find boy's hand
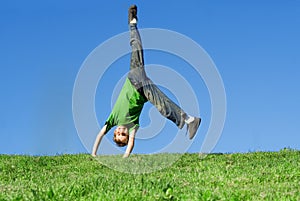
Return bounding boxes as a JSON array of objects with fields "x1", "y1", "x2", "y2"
[{"x1": 123, "y1": 153, "x2": 130, "y2": 158}]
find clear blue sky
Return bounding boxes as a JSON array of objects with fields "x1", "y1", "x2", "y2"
[{"x1": 0, "y1": 1, "x2": 299, "y2": 155}]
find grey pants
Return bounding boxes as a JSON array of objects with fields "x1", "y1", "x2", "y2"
[{"x1": 127, "y1": 24, "x2": 186, "y2": 129}]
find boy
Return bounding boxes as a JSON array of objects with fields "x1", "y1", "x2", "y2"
[{"x1": 92, "y1": 5, "x2": 201, "y2": 158}]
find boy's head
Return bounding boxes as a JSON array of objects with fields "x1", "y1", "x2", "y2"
[{"x1": 113, "y1": 126, "x2": 129, "y2": 147}]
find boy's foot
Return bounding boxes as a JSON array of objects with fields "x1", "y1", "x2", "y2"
[
  {"x1": 187, "y1": 117, "x2": 201, "y2": 139},
  {"x1": 128, "y1": 4, "x2": 138, "y2": 24}
]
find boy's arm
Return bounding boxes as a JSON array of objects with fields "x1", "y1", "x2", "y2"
[
  {"x1": 91, "y1": 125, "x2": 107, "y2": 157},
  {"x1": 123, "y1": 127, "x2": 137, "y2": 158}
]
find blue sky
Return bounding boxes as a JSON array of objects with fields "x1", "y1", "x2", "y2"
[{"x1": 0, "y1": 1, "x2": 299, "y2": 155}]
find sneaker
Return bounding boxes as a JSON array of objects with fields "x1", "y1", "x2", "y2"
[
  {"x1": 128, "y1": 5, "x2": 138, "y2": 24},
  {"x1": 187, "y1": 117, "x2": 201, "y2": 139}
]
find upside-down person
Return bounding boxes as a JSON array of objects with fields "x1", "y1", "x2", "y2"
[{"x1": 92, "y1": 5, "x2": 201, "y2": 158}]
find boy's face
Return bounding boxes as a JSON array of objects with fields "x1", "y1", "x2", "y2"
[{"x1": 115, "y1": 126, "x2": 129, "y2": 144}]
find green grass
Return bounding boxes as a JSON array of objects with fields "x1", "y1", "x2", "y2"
[{"x1": 0, "y1": 149, "x2": 299, "y2": 200}]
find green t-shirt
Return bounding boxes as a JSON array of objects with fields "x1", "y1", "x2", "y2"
[{"x1": 105, "y1": 78, "x2": 147, "y2": 133}]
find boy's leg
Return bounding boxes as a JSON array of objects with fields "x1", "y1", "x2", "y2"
[
  {"x1": 142, "y1": 79, "x2": 201, "y2": 139},
  {"x1": 142, "y1": 78, "x2": 187, "y2": 129},
  {"x1": 127, "y1": 23, "x2": 148, "y2": 91},
  {"x1": 127, "y1": 5, "x2": 147, "y2": 87},
  {"x1": 129, "y1": 23, "x2": 144, "y2": 70},
  {"x1": 128, "y1": 24, "x2": 147, "y2": 81}
]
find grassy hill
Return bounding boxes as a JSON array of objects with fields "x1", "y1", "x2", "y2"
[{"x1": 0, "y1": 150, "x2": 299, "y2": 200}]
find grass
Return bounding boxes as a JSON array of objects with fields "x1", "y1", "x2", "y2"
[{"x1": 0, "y1": 149, "x2": 299, "y2": 200}]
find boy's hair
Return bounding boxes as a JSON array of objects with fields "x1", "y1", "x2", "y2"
[{"x1": 113, "y1": 129, "x2": 129, "y2": 147}]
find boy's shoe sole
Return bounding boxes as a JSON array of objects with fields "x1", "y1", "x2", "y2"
[
  {"x1": 187, "y1": 117, "x2": 201, "y2": 139},
  {"x1": 128, "y1": 5, "x2": 138, "y2": 24}
]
